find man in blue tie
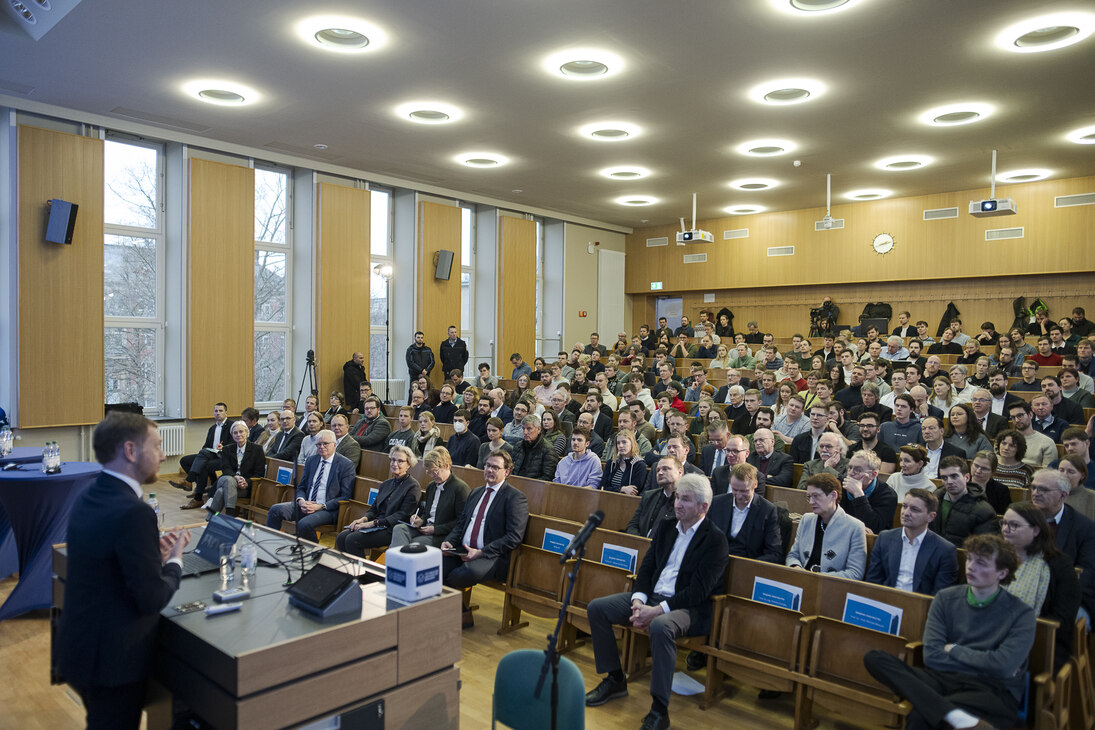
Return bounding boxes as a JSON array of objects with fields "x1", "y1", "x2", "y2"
[{"x1": 266, "y1": 429, "x2": 355, "y2": 542}]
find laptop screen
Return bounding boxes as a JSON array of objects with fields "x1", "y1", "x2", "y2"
[{"x1": 191, "y1": 513, "x2": 243, "y2": 564}]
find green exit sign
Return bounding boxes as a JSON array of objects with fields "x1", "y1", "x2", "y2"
[{"x1": 650, "y1": 282, "x2": 663, "y2": 291}]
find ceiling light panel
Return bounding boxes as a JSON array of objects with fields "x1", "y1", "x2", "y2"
[
  {"x1": 578, "y1": 121, "x2": 642, "y2": 141},
  {"x1": 729, "y1": 178, "x2": 779, "y2": 191},
  {"x1": 543, "y1": 48, "x2": 624, "y2": 80},
  {"x1": 394, "y1": 101, "x2": 464, "y2": 124},
  {"x1": 724, "y1": 205, "x2": 766, "y2": 215},
  {"x1": 748, "y1": 77, "x2": 826, "y2": 105},
  {"x1": 874, "y1": 154, "x2": 934, "y2": 170},
  {"x1": 994, "y1": 12, "x2": 1095, "y2": 54},
  {"x1": 769, "y1": 0, "x2": 864, "y2": 15},
  {"x1": 918, "y1": 101, "x2": 995, "y2": 126},
  {"x1": 599, "y1": 166, "x2": 651, "y2": 180},
  {"x1": 735, "y1": 138, "x2": 797, "y2": 156},
  {"x1": 296, "y1": 15, "x2": 389, "y2": 53},
  {"x1": 182, "y1": 79, "x2": 259, "y2": 106},
  {"x1": 1066, "y1": 124, "x2": 1095, "y2": 144},
  {"x1": 844, "y1": 188, "x2": 892, "y2": 200},
  {"x1": 615, "y1": 195, "x2": 658, "y2": 206},
  {"x1": 996, "y1": 168, "x2": 1051, "y2": 183},
  {"x1": 455, "y1": 152, "x2": 509, "y2": 168}
]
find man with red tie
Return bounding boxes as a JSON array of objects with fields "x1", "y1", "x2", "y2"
[{"x1": 440, "y1": 450, "x2": 529, "y2": 627}]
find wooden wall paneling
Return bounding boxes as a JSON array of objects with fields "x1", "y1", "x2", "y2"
[
  {"x1": 17, "y1": 125, "x2": 105, "y2": 427},
  {"x1": 188, "y1": 158, "x2": 254, "y2": 414},
  {"x1": 497, "y1": 216, "x2": 536, "y2": 368},
  {"x1": 417, "y1": 201, "x2": 462, "y2": 388},
  {"x1": 625, "y1": 175, "x2": 1095, "y2": 295},
  {"x1": 316, "y1": 183, "x2": 371, "y2": 401}
]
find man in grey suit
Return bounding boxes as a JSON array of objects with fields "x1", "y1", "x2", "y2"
[
  {"x1": 330, "y1": 413, "x2": 361, "y2": 470},
  {"x1": 391, "y1": 446, "x2": 470, "y2": 549},
  {"x1": 266, "y1": 430, "x2": 355, "y2": 542},
  {"x1": 865, "y1": 488, "x2": 958, "y2": 594}
]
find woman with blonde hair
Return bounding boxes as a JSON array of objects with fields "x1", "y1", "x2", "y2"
[
  {"x1": 412, "y1": 410, "x2": 443, "y2": 457},
  {"x1": 709, "y1": 343, "x2": 732, "y2": 370},
  {"x1": 599, "y1": 429, "x2": 647, "y2": 495},
  {"x1": 929, "y1": 375, "x2": 956, "y2": 412}
]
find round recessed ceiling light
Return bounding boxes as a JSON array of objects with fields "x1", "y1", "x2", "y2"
[
  {"x1": 996, "y1": 168, "x2": 1052, "y2": 183},
  {"x1": 770, "y1": 0, "x2": 863, "y2": 14},
  {"x1": 182, "y1": 79, "x2": 258, "y2": 106},
  {"x1": 735, "y1": 138, "x2": 797, "y2": 157},
  {"x1": 918, "y1": 102, "x2": 995, "y2": 126},
  {"x1": 614, "y1": 195, "x2": 658, "y2": 206},
  {"x1": 296, "y1": 15, "x2": 389, "y2": 53},
  {"x1": 578, "y1": 121, "x2": 642, "y2": 141},
  {"x1": 1066, "y1": 124, "x2": 1095, "y2": 144},
  {"x1": 729, "y1": 178, "x2": 779, "y2": 191},
  {"x1": 874, "y1": 154, "x2": 934, "y2": 171},
  {"x1": 748, "y1": 77, "x2": 826, "y2": 105},
  {"x1": 314, "y1": 143, "x2": 328, "y2": 150},
  {"x1": 543, "y1": 48, "x2": 624, "y2": 80},
  {"x1": 844, "y1": 188, "x2": 893, "y2": 200},
  {"x1": 394, "y1": 101, "x2": 464, "y2": 124},
  {"x1": 995, "y1": 12, "x2": 1095, "y2": 53},
  {"x1": 455, "y1": 152, "x2": 509, "y2": 168},
  {"x1": 724, "y1": 205, "x2": 767, "y2": 215},
  {"x1": 599, "y1": 166, "x2": 651, "y2": 180}
]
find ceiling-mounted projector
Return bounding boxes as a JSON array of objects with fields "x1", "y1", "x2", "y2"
[
  {"x1": 676, "y1": 192, "x2": 712, "y2": 245},
  {"x1": 676, "y1": 229, "x2": 714, "y2": 244},
  {"x1": 969, "y1": 198, "x2": 1017, "y2": 217}
]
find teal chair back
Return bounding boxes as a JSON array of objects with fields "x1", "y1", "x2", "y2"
[{"x1": 492, "y1": 648, "x2": 586, "y2": 729}]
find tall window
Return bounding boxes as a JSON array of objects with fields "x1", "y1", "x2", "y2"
[
  {"x1": 254, "y1": 167, "x2": 291, "y2": 405},
  {"x1": 460, "y1": 205, "x2": 474, "y2": 371},
  {"x1": 535, "y1": 219, "x2": 544, "y2": 358},
  {"x1": 104, "y1": 138, "x2": 164, "y2": 415},
  {"x1": 369, "y1": 188, "x2": 393, "y2": 382}
]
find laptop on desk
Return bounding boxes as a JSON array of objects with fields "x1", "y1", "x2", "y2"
[{"x1": 179, "y1": 513, "x2": 244, "y2": 577}]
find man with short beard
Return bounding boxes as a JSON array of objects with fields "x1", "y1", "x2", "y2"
[{"x1": 1008, "y1": 401, "x2": 1056, "y2": 468}]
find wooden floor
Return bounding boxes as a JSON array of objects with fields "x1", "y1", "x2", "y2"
[{"x1": 0, "y1": 476, "x2": 874, "y2": 730}]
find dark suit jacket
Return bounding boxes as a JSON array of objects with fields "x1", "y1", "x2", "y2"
[
  {"x1": 626, "y1": 487, "x2": 676, "y2": 537},
  {"x1": 444, "y1": 483, "x2": 529, "y2": 568},
  {"x1": 979, "y1": 412, "x2": 1009, "y2": 440},
  {"x1": 366, "y1": 475, "x2": 422, "y2": 528},
  {"x1": 707, "y1": 493, "x2": 782, "y2": 563},
  {"x1": 700, "y1": 443, "x2": 726, "y2": 477},
  {"x1": 295, "y1": 453, "x2": 355, "y2": 512},
  {"x1": 415, "y1": 474, "x2": 471, "y2": 547},
  {"x1": 202, "y1": 420, "x2": 231, "y2": 450},
  {"x1": 270, "y1": 427, "x2": 305, "y2": 461},
  {"x1": 865, "y1": 527, "x2": 958, "y2": 595},
  {"x1": 746, "y1": 450, "x2": 794, "y2": 489},
  {"x1": 1053, "y1": 397, "x2": 1085, "y2": 425},
  {"x1": 493, "y1": 404, "x2": 515, "y2": 426},
  {"x1": 57, "y1": 473, "x2": 183, "y2": 687},
  {"x1": 789, "y1": 431, "x2": 823, "y2": 465},
  {"x1": 590, "y1": 412, "x2": 614, "y2": 443},
  {"x1": 1055, "y1": 504, "x2": 1095, "y2": 616},
  {"x1": 635, "y1": 517, "x2": 729, "y2": 635},
  {"x1": 217, "y1": 440, "x2": 266, "y2": 489},
  {"x1": 841, "y1": 476, "x2": 898, "y2": 534}
]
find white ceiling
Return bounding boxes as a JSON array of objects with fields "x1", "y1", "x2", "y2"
[{"x1": 1, "y1": 0, "x2": 1093, "y2": 229}]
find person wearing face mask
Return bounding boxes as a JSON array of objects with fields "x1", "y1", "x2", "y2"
[{"x1": 443, "y1": 409, "x2": 480, "y2": 467}]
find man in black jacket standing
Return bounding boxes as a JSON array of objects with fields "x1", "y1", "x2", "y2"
[
  {"x1": 57, "y1": 413, "x2": 190, "y2": 729},
  {"x1": 439, "y1": 325, "x2": 468, "y2": 380},
  {"x1": 586, "y1": 474, "x2": 729, "y2": 730},
  {"x1": 342, "y1": 352, "x2": 367, "y2": 412},
  {"x1": 406, "y1": 330, "x2": 435, "y2": 383}
]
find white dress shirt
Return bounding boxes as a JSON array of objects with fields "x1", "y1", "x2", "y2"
[
  {"x1": 896, "y1": 528, "x2": 926, "y2": 592},
  {"x1": 634, "y1": 516, "x2": 704, "y2": 613},
  {"x1": 731, "y1": 503, "x2": 750, "y2": 539},
  {"x1": 305, "y1": 457, "x2": 334, "y2": 504},
  {"x1": 462, "y1": 483, "x2": 501, "y2": 549}
]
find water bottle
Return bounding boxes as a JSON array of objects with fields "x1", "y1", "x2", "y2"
[
  {"x1": 147, "y1": 493, "x2": 164, "y2": 528},
  {"x1": 0, "y1": 426, "x2": 11, "y2": 456},
  {"x1": 52, "y1": 441, "x2": 61, "y2": 469},
  {"x1": 245, "y1": 520, "x2": 256, "y2": 541},
  {"x1": 42, "y1": 442, "x2": 49, "y2": 472}
]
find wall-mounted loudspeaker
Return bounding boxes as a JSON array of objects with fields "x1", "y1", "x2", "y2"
[{"x1": 45, "y1": 199, "x2": 78, "y2": 245}]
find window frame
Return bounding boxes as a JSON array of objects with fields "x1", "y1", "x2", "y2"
[
  {"x1": 253, "y1": 164, "x2": 293, "y2": 409},
  {"x1": 369, "y1": 186, "x2": 395, "y2": 384}
]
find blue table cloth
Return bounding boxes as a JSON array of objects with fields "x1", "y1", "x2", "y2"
[
  {"x1": 0, "y1": 449, "x2": 51, "y2": 577},
  {"x1": 0, "y1": 461, "x2": 101, "y2": 620},
  {"x1": 0, "y1": 446, "x2": 45, "y2": 465}
]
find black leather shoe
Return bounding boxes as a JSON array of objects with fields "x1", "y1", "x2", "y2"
[
  {"x1": 685, "y1": 649, "x2": 705, "y2": 671},
  {"x1": 585, "y1": 676, "x2": 627, "y2": 706},
  {"x1": 639, "y1": 709, "x2": 670, "y2": 730}
]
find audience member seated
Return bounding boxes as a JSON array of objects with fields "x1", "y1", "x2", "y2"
[
  {"x1": 968, "y1": 450, "x2": 1011, "y2": 515},
  {"x1": 476, "y1": 417, "x2": 512, "y2": 469},
  {"x1": 444, "y1": 408, "x2": 480, "y2": 467},
  {"x1": 1050, "y1": 427, "x2": 1095, "y2": 490},
  {"x1": 351, "y1": 397, "x2": 391, "y2": 452},
  {"x1": 266, "y1": 429, "x2": 354, "y2": 543},
  {"x1": 510, "y1": 415, "x2": 559, "y2": 481},
  {"x1": 789, "y1": 402, "x2": 828, "y2": 463},
  {"x1": 170, "y1": 401, "x2": 231, "y2": 498},
  {"x1": 204, "y1": 420, "x2": 266, "y2": 517},
  {"x1": 1031, "y1": 394, "x2": 1067, "y2": 443},
  {"x1": 865, "y1": 487, "x2": 957, "y2": 594},
  {"x1": 430, "y1": 383, "x2": 458, "y2": 424},
  {"x1": 992, "y1": 429, "x2": 1034, "y2": 490},
  {"x1": 1060, "y1": 454, "x2": 1095, "y2": 521},
  {"x1": 553, "y1": 428, "x2": 602, "y2": 488},
  {"x1": 1028, "y1": 336, "x2": 1063, "y2": 368},
  {"x1": 411, "y1": 411, "x2": 444, "y2": 458},
  {"x1": 927, "y1": 328, "x2": 962, "y2": 355},
  {"x1": 1000, "y1": 500, "x2": 1081, "y2": 671},
  {"x1": 849, "y1": 383, "x2": 892, "y2": 423},
  {"x1": 864, "y1": 534, "x2": 1034, "y2": 730},
  {"x1": 930, "y1": 456, "x2": 998, "y2": 548},
  {"x1": 584, "y1": 475, "x2": 727, "y2": 730},
  {"x1": 797, "y1": 433, "x2": 849, "y2": 488},
  {"x1": 700, "y1": 421, "x2": 732, "y2": 477},
  {"x1": 746, "y1": 427, "x2": 793, "y2": 490},
  {"x1": 538, "y1": 410, "x2": 569, "y2": 458},
  {"x1": 256, "y1": 410, "x2": 280, "y2": 453},
  {"x1": 710, "y1": 434, "x2": 751, "y2": 497},
  {"x1": 1007, "y1": 402, "x2": 1054, "y2": 469},
  {"x1": 628, "y1": 455, "x2": 685, "y2": 537},
  {"x1": 841, "y1": 450, "x2": 898, "y2": 534},
  {"x1": 295, "y1": 412, "x2": 325, "y2": 467},
  {"x1": 1061, "y1": 366, "x2": 1095, "y2": 407},
  {"x1": 1030, "y1": 467, "x2": 1095, "y2": 622},
  {"x1": 329, "y1": 413, "x2": 361, "y2": 470},
  {"x1": 386, "y1": 406, "x2": 416, "y2": 452},
  {"x1": 880, "y1": 394, "x2": 923, "y2": 450},
  {"x1": 268, "y1": 409, "x2": 305, "y2": 462},
  {"x1": 323, "y1": 391, "x2": 349, "y2": 424},
  {"x1": 600, "y1": 429, "x2": 648, "y2": 495},
  {"x1": 501, "y1": 399, "x2": 534, "y2": 447},
  {"x1": 943, "y1": 403, "x2": 991, "y2": 459},
  {"x1": 440, "y1": 450, "x2": 529, "y2": 627},
  {"x1": 707, "y1": 463, "x2": 783, "y2": 563},
  {"x1": 1042, "y1": 374, "x2": 1085, "y2": 425},
  {"x1": 886, "y1": 444, "x2": 934, "y2": 502},
  {"x1": 772, "y1": 394, "x2": 809, "y2": 442},
  {"x1": 335, "y1": 444, "x2": 421, "y2": 557},
  {"x1": 848, "y1": 412, "x2": 897, "y2": 474},
  {"x1": 786, "y1": 473, "x2": 867, "y2": 579}
]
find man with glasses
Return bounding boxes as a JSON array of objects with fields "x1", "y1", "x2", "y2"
[
  {"x1": 351, "y1": 396, "x2": 391, "y2": 452},
  {"x1": 266, "y1": 429, "x2": 355, "y2": 543},
  {"x1": 929, "y1": 456, "x2": 998, "y2": 548},
  {"x1": 269, "y1": 409, "x2": 305, "y2": 462},
  {"x1": 797, "y1": 433, "x2": 849, "y2": 488},
  {"x1": 336, "y1": 444, "x2": 421, "y2": 557},
  {"x1": 747, "y1": 428, "x2": 793, "y2": 490},
  {"x1": 1031, "y1": 467, "x2": 1095, "y2": 625},
  {"x1": 968, "y1": 388, "x2": 1007, "y2": 439},
  {"x1": 711, "y1": 435, "x2": 751, "y2": 497},
  {"x1": 441, "y1": 451, "x2": 529, "y2": 627},
  {"x1": 786, "y1": 473, "x2": 867, "y2": 578},
  {"x1": 840, "y1": 450, "x2": 898, "y2": 533},
  {"x1": 1031, "y1": 394, "x2": 1068, "y2": 444},
  {"x1": 849, "y1": 412, "x2": 896, "y2": 474},
  {"x1": 1012, "y1": 360, "x2": 1042, "y2": 392},
  {"x1": 329, "y1": 413, "x2": 361, "y2": 470},
  {"x1": 865, "y1": 487, "x2": 957, "y2": 594}
]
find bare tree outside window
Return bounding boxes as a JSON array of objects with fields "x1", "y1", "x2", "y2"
[{"x1": 254, "y1": 168, "x2": 291, "y2": 404}]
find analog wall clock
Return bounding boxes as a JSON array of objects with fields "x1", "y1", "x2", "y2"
[{"x1": 872, "y1": 233, "x2": 895, "y2": 255}]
